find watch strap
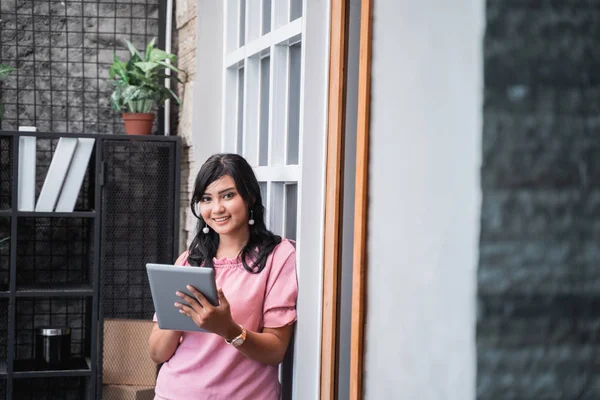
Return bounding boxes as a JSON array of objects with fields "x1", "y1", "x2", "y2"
[{"x1": 225, "y1": 325, "x2": 246, "y2": 347}]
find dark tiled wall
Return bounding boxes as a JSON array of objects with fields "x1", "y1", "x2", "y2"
[
  {"x1": 479, "y1": 1, "x2": 600, "y2": 398},
  {"x1": 0, "y1": 0, "x2": 160, "y2": 134}
]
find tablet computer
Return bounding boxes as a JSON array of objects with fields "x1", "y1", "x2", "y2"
[{"x1": 146, "y1": 263, "x2": 219, "y2": 332}]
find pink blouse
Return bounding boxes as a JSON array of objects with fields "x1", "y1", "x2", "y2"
[{"x1": 153, "y1": 239, "x2": 298, "y2": 400}]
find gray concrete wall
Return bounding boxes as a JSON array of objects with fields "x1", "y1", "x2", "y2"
[
  {"x1": 0, "y1": 0, "x2": 161, "y2": 134},
  {"x1": 364, "y1": 1, "x2": 483, "y2": 398},
  {"x1": 478, "y1": 2, "x2": 600, "y2": 398}
]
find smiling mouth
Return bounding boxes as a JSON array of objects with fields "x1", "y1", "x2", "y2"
[{"x1": 213, "y1": 216, "x2": 230, "y2": 223}]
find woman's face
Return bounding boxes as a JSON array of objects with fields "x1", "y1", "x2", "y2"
[{"x1": 198, "y1": 175, "x2": 249, "y2": 238}]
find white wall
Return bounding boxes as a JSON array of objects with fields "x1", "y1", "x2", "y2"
[
  {"x1": 292, "y1": 0, "x2": 331, "y2": 398},
  {"x1": 192, "y1": 0, "x2": 224, "y2": 165},
  {"x1": 364, "y1": 1, "x2": 483, "y2": 398}
]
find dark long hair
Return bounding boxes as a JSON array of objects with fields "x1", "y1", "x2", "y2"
[{"x1": 187, "y1": 153, "x2": 281, "y2": 273}]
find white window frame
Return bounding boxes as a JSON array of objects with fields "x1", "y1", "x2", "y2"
[{"x1": 219, "y1": 1, "x2": 331, "y2": 399}]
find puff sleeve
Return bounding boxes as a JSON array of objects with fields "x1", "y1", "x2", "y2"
[{"x1": 262, "y1": 241, "x2": 298, "y2": 328}]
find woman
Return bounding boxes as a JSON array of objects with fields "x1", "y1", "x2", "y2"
[{"x1": 149, "y1": 153, "x2": 298, "y2": 400}]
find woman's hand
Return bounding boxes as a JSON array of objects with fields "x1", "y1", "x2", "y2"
[{"x1": 175, "y1": 286, "x2": 238, "y2": 339}]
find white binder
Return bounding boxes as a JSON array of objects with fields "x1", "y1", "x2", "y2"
[
  {"x1": 35, "y1": 137, "x2": 78, "y2": 212},
  {"x1": 55, "y1": 138, "x2": 95, "y2": 212},
  {"x1": 18, "y1": 136, "x2": 37, "y2": 211}
]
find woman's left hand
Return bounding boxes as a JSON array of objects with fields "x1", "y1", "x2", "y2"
[{"x1": 175, "y1": 286, "x2": 237, "y2": 338}]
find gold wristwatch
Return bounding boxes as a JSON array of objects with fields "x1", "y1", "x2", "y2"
[{"x1": 225, "y1": 325, "x2": 246, "y2": 348}]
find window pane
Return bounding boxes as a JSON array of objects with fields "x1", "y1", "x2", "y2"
[
  {"x1": 286, "y1": 43, "x2": 301, "y2": 165},
  {"x1": 259, "y1": 182, "x2": 267, "y2": 205},
  {"x1": 223, "y1": 68, "x2": 238, "y2": 152},
  {"x1": 262, "y1": 0, "x2": 271, "y2": 35},
  {"x1": 239, "y1": 0, "x2": 246, "y2": 46},
  {"x1": 259, "y1": 56, "x2": 270, "y2": 166},
  {"x1": 290, "y1": 0, "x2": 302, "y2": 21},
  {"x1": 270, "y1": 182, "x2": 284, "y2": 236},
  {"x1": 237, "y1": 67, "x2": 245, "y2": 154},
  {"x1": 284, "y1": 183, "x2": 297, "y2": 241}
]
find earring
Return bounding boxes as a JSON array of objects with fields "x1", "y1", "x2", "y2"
[
  {"x1": 248, "y1": 210, "x2": 255, "y2": 226},
  {"x1": 202, "y1": 224, "x2": 210, "y2": 234}
]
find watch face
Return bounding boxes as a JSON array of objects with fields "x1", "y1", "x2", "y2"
[{"x1": 232, "y1": 337, "x2": 244, "y2": 347}]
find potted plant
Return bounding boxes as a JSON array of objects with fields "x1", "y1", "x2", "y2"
[
  {"x1": 0, "y1": 64, "x2": 16, "y2": 126},
  {"x1": 109, "y1": 38, "x2": 182, "y2": 135}
]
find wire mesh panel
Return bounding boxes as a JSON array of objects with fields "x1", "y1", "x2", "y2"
[
  {"x1": 13, "y1": 377, "x2": 88, "y2": 400},
  {"x1": 16, "y1": 218, "x2": 94, "y2": 289},
  {"x1": 98, "y1": 139, "x2": 177, "y2": 398},
  {"x1": 0, "y1": 299, "x2": 8, "y2": 375},
  {"x1": 0, "y1": 378, "x2": 6, "y2": 399},
  {"x1": 0, "y1": 136, "x2": 12, "y2": 210},
  {"x1": 35, "y1": 137, "x2": 96, "y2": 211},
  {"x1": 100, "y1": 140, "x2": 176, "y2": 319},
  {"x1": 0, "y1": 218, "x2": 9, "y2": 292},
  {"x1": 14, "y1": 297, "x2": 91, "y2": 364},
  {"x1": 0, "y1": 0, "x2": 163, "y2": 134}
]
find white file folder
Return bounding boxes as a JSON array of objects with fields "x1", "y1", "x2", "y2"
[
  {"x1": 35, "y1": 137, "x2": 78, "y2": 212},
  {"x1": 55, "y1": 138, "x2": 95, "y2": 212},
  {"x1": 17, "y1": 136, "x2": 36, "y2": 211}
]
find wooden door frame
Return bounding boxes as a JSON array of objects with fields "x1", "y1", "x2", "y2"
[
  {"x1": 349, "y1": 0, "x2": 373, "y2": 398},
  {"x1": 320, "y1": 0, "x2": 348, "y2": 398},
  {"x1": 320, "y1": 0, "x2": 373, "y2": 398}
]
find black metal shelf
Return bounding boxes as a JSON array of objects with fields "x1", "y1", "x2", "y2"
[
  {"x1": 0, "y1": 131, "x2": 181, "y2": 399},
  {"x1": 13, "y1": 358, "x2": 91, "y2": 379},
  {"x1": 0, "y1": 211, "x2": 96, "y2": 218},
  {"x1": 14, "y1": 285, "x2": 94, "y2": 298},
  {"x1": 0, "y1": 131, "x2": 178, "y2": 142},
  {"x1": 17, "y1": 212, "x2": 96, "y2": 218}
]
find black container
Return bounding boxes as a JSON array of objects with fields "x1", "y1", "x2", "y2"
[{"x1": 36, "y1": 327, "x2": 71, "y2": 367}]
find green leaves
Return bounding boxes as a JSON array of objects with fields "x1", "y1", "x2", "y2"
[
  {"x1": 124, "y1": 39, "x2": 144, "y2": 61},
  {"x1": 134, "y1": 61, "x2": 160, "y2": 73},
  {"x1": 0, "y1": 64, "x2": 15, "y2": 80},
  {"x1": 109, "y1": 54, "x2": 129, "y2": 83},
  {"x1": 149, "y1": 48, "x2": 176, "y2": 64},
  {"x1": 110, "y1": 85, "x2": 123, "y2": 111},
  {"x1": 156, "y1": 61, "x2": 182, "y2": 74},
  {"x1": 145, "y1": 38, "x2": 157, "y2": 62},
  {"x1": 108, "y1": 38, "x2": 183, "y2": 113},
  {"x1": 166, "y1": 87, "x2": 182, "y2": 105}
]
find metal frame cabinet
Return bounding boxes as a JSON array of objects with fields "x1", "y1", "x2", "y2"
[{"x1": 0, "y1": 131, "x2": 180, "y2": 399}]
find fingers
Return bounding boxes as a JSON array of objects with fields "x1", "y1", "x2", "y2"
[
  {"x1": 175, "y1": 302, "x2": 205, "y2": 329},
  {"x1": 175, "y1": 302, "x2": 194, "y2": 316},
  {"x1": 185, "y1": 285, "x2": 214, "y2": 309},
  {"x1": 175, "y1": 290, "x2": 203, "y2": 312},
  {"x1": 218, "y1": 288, "x2": 229, "y2": 306}
]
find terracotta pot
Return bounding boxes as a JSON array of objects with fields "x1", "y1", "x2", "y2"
[{"x1": 122, "y1": 113, "x2": 154, "y2": 135}]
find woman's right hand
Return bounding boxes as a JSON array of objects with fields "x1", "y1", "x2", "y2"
[{"x1": 148, "y1": 324, "x2": 183, "y2": 364}]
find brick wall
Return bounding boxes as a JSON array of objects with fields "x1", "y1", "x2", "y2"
[
  {"x1": 175, "y1": 0, "x2": 197, "y2": 251},
  {"x1": 478, "y1": 2, "x2": 600, "y2": 398}
]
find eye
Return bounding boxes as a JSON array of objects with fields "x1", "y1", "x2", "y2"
[
  {"x1": 200, "y1": 196, "x2": 211, "y2": 203},
  {"x1": 223, "y1": 192, "x2": 234, "y2": 199}
]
